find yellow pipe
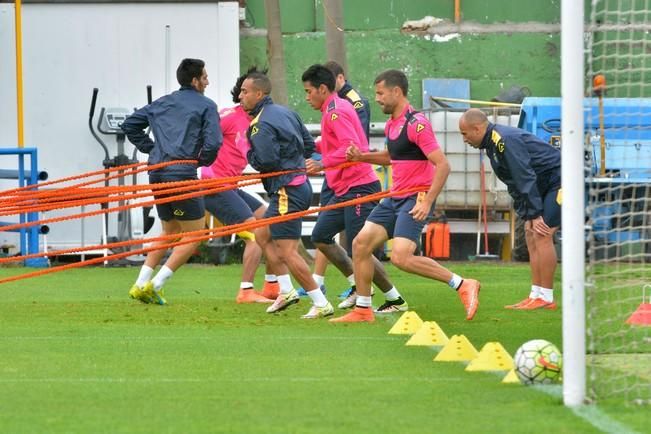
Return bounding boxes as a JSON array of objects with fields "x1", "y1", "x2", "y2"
[
  {"x1": 15, "y1": 0, "x2": 24, "y2": 148},
  {"x1": 454, "y1": 0, "x2": 461, "y2": 24},
  {"x1": 430, "y1": 95, "x2": 522, "y2": 108}
]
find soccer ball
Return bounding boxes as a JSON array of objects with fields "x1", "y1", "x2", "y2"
[{"x1": 514, "y1": 339, "x2": 562, "y2": 385}]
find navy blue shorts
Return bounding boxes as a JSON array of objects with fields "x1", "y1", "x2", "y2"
[
  {"x1": 537, "y1": 169, "x2": 561, "y2": 228},
  {"x1": 367, "y1": 192, "x2": 433, "y2": 243},
  {"x1": 204, "y1": 189, "x2": 264, "y2": 225},
  {"x1": 264, "y1": 182, "x2": 313, "y2": 240},
  {"x1": 149, "y1": 172, "x2": 204, "y2": 221},
  {"x1": 320, "y1": 179, "x2": 335, "y2": 207},
  {"x1": 312, "y1": 181, "x2": 381, "y2": 255}
]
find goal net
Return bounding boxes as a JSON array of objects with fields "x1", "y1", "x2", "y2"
[{"x1": 585, "y1": 0, "x2": 651, "y2": 405}]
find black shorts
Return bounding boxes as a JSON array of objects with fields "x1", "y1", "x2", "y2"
[
  {"x1": 367, "y1": 192, "x2": 434, "y2": 243},
  {"x1": 537, "y1": 170, "x2": 561, "y2": 228},
  {"x1": 312, "y1": 181, "x2": 381, "y2": 255},
  {"x1": 149, "y1": 172, "x2": 204, "y2": 221},
  {"x1": 264, "y1": 182, "x2": 313, "y2": 240},
  {"x1": 204, "y1": 189, "x2": 264, "y2": 225}
]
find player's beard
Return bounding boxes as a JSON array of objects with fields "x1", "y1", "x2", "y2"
[{"x1": 380, "y1": 102, "x2": 394, "y2": 115}]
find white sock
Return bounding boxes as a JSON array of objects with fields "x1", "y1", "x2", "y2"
[
  {"x1": 277, "y1": 274, "x2": 293, "y2": 294},
  {"x1": 135, "y1": 265, "x2": 154, "y2": 287},
  {"x1": 356, "y1": 295, "x2": 372, "y2": 308},
  {"x1": 530, "y1": 285, "x2": 542, "y2": 299},
  {"x1": 312, "y1": 274, "x2": 325, "y2": 287},
  {"x1": 346, "y1": 274, "x2": 355, "y2": 286},
  {"x1": 265, "y1": 274, "x2": 277, "y2": 282},
  {"x1": 384, "y1": 287, "x2": 401, "y2": 301},
  {"x1": 307, "y1": 288, "x2": 328, "y2": 307},
  {"x1": 152, "y1": 265, "x2": 173, "y2": 291},
  {"x1": 448, "y1": 273, "x2": 463, "y2": 290},
  {"x1": 539, "y1": 287, "x2": 554, "y2": 303},
  {"x1": 240, "y1": 281, "x2": 254, "y2": 290}
]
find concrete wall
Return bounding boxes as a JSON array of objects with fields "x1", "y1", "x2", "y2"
[
  {"x1": 243, "y1": 0, "x2": 580, "y2": 32},
  {"x1": 0, "y1": 2, "x2": 239, "y2": 249},
  {"x1": 241, "y1": 30, "x2": 560, "y2": 124}
]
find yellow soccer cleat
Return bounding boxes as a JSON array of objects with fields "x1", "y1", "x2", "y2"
[
  {"x1": 141, "y1": 281, "x2": 167, "y2": 306},
  {"x1": 129, "y1": 284, "x2": 152, "y2": 304}
]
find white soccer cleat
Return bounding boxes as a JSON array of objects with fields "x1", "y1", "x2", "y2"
[
  {"x1": 266, "y1": 289, "x2": 300, "y2": 313},
  {"x1": 337, "y1": 291, "x2": 357, "y2": 309},
  {"x1": 301, "y1": 302, "x2": 335, "y2": 319}
]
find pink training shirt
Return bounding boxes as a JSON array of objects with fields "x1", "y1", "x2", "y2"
[
  {"x1": 201, "y1": 105, "x2": 251, "y2": 180},
  {"x1": 319, "y1": 93, "x2": 378, "y2": 196},
  {"x1": 385, "y1": 104, "x2": 440, "y2": 197}
]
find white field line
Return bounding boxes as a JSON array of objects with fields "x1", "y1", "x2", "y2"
[
  {"x1": 533, "y1": 384, "x2": 641, "y2": 434},
  {"x1": 0, "y1": 335, "x2": 397, "y2": 341},
  {"x1": 0, "y1": 376, "x2": 459, "y2": 384}
]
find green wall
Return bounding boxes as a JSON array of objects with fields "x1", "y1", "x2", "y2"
[
  {"x1": 241, "y1": 29, "x2": 560, "y2": 124},
  {"x1": 243, "y1": 0, "x2": 591, "y2": 33}
]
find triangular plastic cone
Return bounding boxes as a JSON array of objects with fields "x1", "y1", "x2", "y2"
[
  {"x1": 388, "y1": 311, "x2": 424, "y2": 335},
  {"x1": 434, "y1": 334, "x2": 479, "y2": 361},
  {"x1": 626, "y1": 303, "x2": 651, "y2": 326},
  {"x1": 465, "y1": 342, "x2": 514, "y2": 372},
  {"x1": 501, "y1": 369, "x2": 521, "y2": 384},
  {"x1": 405, "y1": 321, "x2": 449, "y2": 346}
]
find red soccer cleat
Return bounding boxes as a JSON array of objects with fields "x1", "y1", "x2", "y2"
[
  {"x1": 504, "y1": 297, "x2": 536, "y2": 310},
  {"x1": 260, "y1": 280, "x2": 280, "y2": 300},
  {"x1": 518, "y1": 298, "x2": 557, "y2": 310},
  {"x1": 236, "y1": 289, "x2": 274, "y2": 304},
  {"x1": 329, "y1": 307, "x2": 375, "y2": 323},
  {"x1": 458, "y1": 279, "x2": 480, "y2": 320}
]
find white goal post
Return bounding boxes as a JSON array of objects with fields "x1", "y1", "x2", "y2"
[{"x1": 561, "y1": 0, "x2": 586, "y2": 407}]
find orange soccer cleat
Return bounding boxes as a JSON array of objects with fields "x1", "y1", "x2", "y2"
[
  {"x1": 260, "y1": 280, "x2": 280, "y2": 300},
  {"x1": 236, "y1": 289, "x2": 274, "y2": 304},
  {"x1": 329, "y1": 307, "x2": 375, "y2": 323},
  {"x1": 518, "y1": 298, "x2": 557, "y2": 310},
  {"x1": 504, "y1": 297, "x2": 536, "y2": 310},
  {"x1": 458, "y1": 279, "x2": 480, "y2": 320}
]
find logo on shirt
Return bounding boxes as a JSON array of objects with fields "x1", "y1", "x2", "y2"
[
  {"x1": 251, "y1": 125, "x2": 259, "y2": 136},
  {"x1": 173, "y1": 209, "x2": 185, "y2": 217},
  {"x1": 330, "y1": 113, "x2": 338, "y2": 121},
  {"x1": 497, "y1": 141, "x2": 505, "y2": 153},
  {"x1": 353, "y1": 101, "x2": 363, "y2": 110},
  {"x1": 416, "y1": 123, "x2": 425, "y2": 133}
]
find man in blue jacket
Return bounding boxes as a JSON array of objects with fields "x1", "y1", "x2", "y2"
[
  {"x1": 122, "y1": 58, "x2": 222, "y2": 305},
  {"x1": 459, "y1": 108, "x2": 561, "y2": 310},
  {"x1": 239, "y1": 71, "x2": 334, "y2": 319}
]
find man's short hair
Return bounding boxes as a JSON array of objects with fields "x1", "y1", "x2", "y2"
[
  {"x1": 232, "y1": 66, "x2": 267, "y2": 104},
  {"x1": 301, "y1": 64, "x2": 336, "y2": 92},
  {"x1": 324, "y1": 60, "x2": 345, "y2": 78},
  {"x1": 246, "y1": 72, "x2": 272, "y2": 95},
  {"x1": 461, "y1": 108, "x2": 489, "y2": 125},
  {"x1": 374, "y1": 69, "x2": 408, "y2": 96},
  {"x1": 176, "y1": 58, "x2": 205, "y2": 87}
]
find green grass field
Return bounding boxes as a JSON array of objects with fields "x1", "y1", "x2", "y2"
[{"x1": 0, "y1": 262, "x2": 648, "y2": 433}]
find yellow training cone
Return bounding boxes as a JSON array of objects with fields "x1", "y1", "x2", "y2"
[
  {"x1": 405, "y1": 321, "x2": 449, "y2": 346},
  {"x1": 501, "y1": 369, "x2": 521, "y2": 384},
  {"x1": 388, "y1": 311, "x2": 423, "y2": 335},
  {"x1": 465, "y1": 342, "x2": 514, "y2": 372},
  {"x1": 434, "y1": 334, "x2": 478, "y2": 362}
]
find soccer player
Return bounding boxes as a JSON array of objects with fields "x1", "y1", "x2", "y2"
[
  {"x1": 201, "y1": 68, "x2": 280, "y2": 304},
  {"x1": 459, "y1": 108, "x2": 560, "y2": 310},
  {"x1": 123, "y1": 58, "x2": 222, "y2": 305},
  {"x1": 301, "y1": 64, "x2": 406, "y2": 313},
  {"x1": 302, "y1": 61, "x2": 372, "y2": 296},
  {"x1": 330, "y1": 69, "x2": 481, "y2": 323},
  {"x1": 239, "y1": 72, "x2": 335, "y2": 319}
]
